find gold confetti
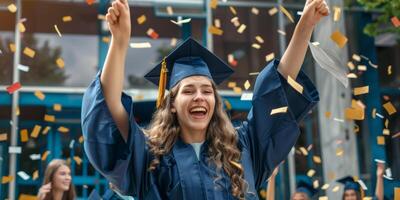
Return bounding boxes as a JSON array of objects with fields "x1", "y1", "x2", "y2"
[
  {"x1": 214, "y1": 19, "x2": 221, "y2": 28},
  {"x1": 229, "y1": 160, "x2": 242, "y2": 170},
  {"x1": 319, "y1": 196, "x2": 328, "y2": 200},
  {"x1": 299, "y1": 147, "x2": 308, "y2": 156},
  {"x1": 233, "y1": 87, "x2": 242, "y2": 94},
  {"x1": 255, "y1": 36, "x2": 264, "y2": 43},
  {"x1": 277, "y1": 29, "x2": 286, "y2": 35},
  {"x1": 353, "y1": 86, "x2": 369, "y2": 96},
  {"x1": 325, "y1": 111, "x2": 331, "y2": 118},
  {"x1": 166, "y1": 6, "x2": 173, "y2": 15},
  {"x1": 333, "y1": 6, "x2": 341, "y2": 22},
  {"x1": 307, "y1": 169, "x2": 316, "y2": 177},
  {"x1": 102, "y1": 36, "x2": 110, "y2": 43},
  {"x1": 252, "y1": 43, "x2": 260, "y2": 49},
  {"x1": 18, "y1": 22, "x2": 26, "y2": 33},
  {"x1": 79, "y1": 135, "x2": 84, "y2": 143},
  {"x1": 347, "y1": 73, "x2": 357, "y2": 78},
  {"x1": 8, "y1": 4, "x2": 17, "y2": 13},
  {"x1": 58, "y1": 126, "x2": 69, "y2": 133},
  {"x1": 23, "y1": 47, "x2": 35, "y2": 58},
  {"x1": 20, "y1": 129, "x2": 29, "y2": 142},
  {"x1": 244, "y1": 80, "x2": 251, "y2": 90},
  {"x1": 251, "y1": 7, "x2": 259, "y2": 15},
  {"x1": 268, "y1": 7, "x2": 278, "y2": 16},
  {"x1": 54, "y1": 25, "x2": 62, "y2": 37},
  {"x1": 321, "y1": 184, "x2": 330, "y2": 190},
  {"x1": 344, "y1": 108, "x2": 364, "y2": 120},
  {"x1": 347, "y1": 61, "x2": 355, "y2": 70},
  {"x1": 19, "y1": 194, "x2": 37, "y2": 200},
  {"x1": 394, "y1": 188, "x2": 400, "y2": 200},
  {"x1": 383, "y1": 102, "x2": 397, "y2": 115},
  {"x1": 288, "y1": 76, "x2": 303, "y2": 94},
  {"x1": 377, "y1": 136, "x2": 385, "y2": 145},
  {"x1": 332, "y1": 185, "x2": 340, "y2": 192},
  {"x1": 97, "y1": 14, "x2": 106, "y2": 20},
  {"x1": 41, "y1": 151, "x2": 51, "y2": 161},
  {"x1": 56, "y1": 58, "x2": 65, "y2": 69},
  {"x1": 31, "y1": 125, "x2": 42, "y2": 138},
  {"x1": 357, "y1": 65, "x2": 367, "y2": 71},
  {"x1": 42, "y1": 126, "x2": 51, "y2": 135},
  {"x1": 265, "y1": 53, "x2": 275, "y2": 62},
  {"x1": 331, "y1": 30, "x2": 348, "y2": 48},
  {"x1": 170, "y1": 38, "x2": 177, "y2": 46},
  {"x1": 279, "y1": 5, "x2": 294, "y2": 23},
  {"x1": 270, "y1": 106, "x2": 288, "y2": 115},
  {"x1": 383, "y1": 129, "x2": 390, "y2": 136},
  {"x1": 387, "y1": 65, "x2": 392, "y2": 75},
  {"x1": 352, "y1": 54, "x2": 361, "y2": 62},
  {"x1": 9, "y1": 43, "x2": 16, "y2": 52},
  {"x1": 0, "y1": 133, "x2": 7, "y2": 141},
  {"x1": 137, "y1": 15, "x2": 146, "y2": 24},
  {"x1": 228, "y1": 82, "x2": 237, "y2": 88},
  {"x1": 16, "y1": 106, "x2": 20, "y2": 116},
  {"x1": 32, "y1": 171, "x2": 39, "y2": 180},
  {"x1": 229, "y1": 6, "x2": 237, "y2": 15},
  {"x1": 313, "y1": 156, "x2": 321, "y2": 164},
  {"x1": 34, "y1": 91, "x2": 45, "y2": 100},
  {"x1": 44, "y1": 114, "x2": 55, "y2": 122},
  {"x1": 237, "y1": 24, "x2": 246, "y2": 34},
  {"x1": 313, "y1": 180, "x2": 319, "y2": 188},
  {"x1": 336, "y1": 148, "x2": 344, "y2": 156},
  {"x1": 385, "y1": 119, "x2": 389, "y2": 128},
  {"x1": 73, "y1": 156, "x2": 82, "y2": 165},
  {"x1": 62, "y1": 16, "x2": 72, "y2": 22},
  {"x1": 210, "y1": 0, "x2": 218, "y2": 9},
  {"x1": 2, "y1": 175, "x2": 14, "y2": 184},
  {"x1": 372, "y1": 108, "x2": 376, "y2": 119},
  {"x1": 53, "y1": 104, "x2": 62, "y2": 111},
  {"x1": 208, "y1": 26, "x2": 223, "y2": 36}
]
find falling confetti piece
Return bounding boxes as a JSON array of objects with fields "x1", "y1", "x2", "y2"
[
  {"x1": 313, "y1": 156, "x2": 321, "y2": 164},
  {"x1": 321, "y1": 184, "x2": 330, "y2": 190},
  {"x1": 9, "y1": 146, "x2": 22, "y2": 154},
  {"x1": 166, "y1": 6, "x2": 173, "y2": 15},
  {"x1": 69, "y1": 140, "x2": 75, "y2": 149},
  {"x1": 279, "y1": 5, "x2": 294, "y2": 23},
  {"x1": 23, "y1": 47, "x2": 35, "y2": 58},
  {"x1": 54, "y1": 24, "x2": 62, "y2": 37},
  {"x1": 86, "y1": 0, "x2": 95, "y2": 5},
  {"x1": 53, "y1": 104, "x2": 62, "y2": 111},
  {"x1": 2, "y1": 176, "x2": 14, "y2": 184},
  {"x1": 17, "y1": 171, "x2": 30, "y2": 180},
  {"x1": 270, "y1": 106, "x2": 288, "y2": 115},
  {"x1": 287, "y1": 76, "x2": 303, "y2": 94},
  {"x1": 313, "y1": 180, "x2": 319, "y2": 188},
  {"x1": 357, "y1": 65, "x2": 367, "y2": 71},
  {"x1": 319, "y1": 196, "x2": 328, "y2": 200},
  {"x1": 333, "y1": 6, "x2": 341, "y2": 22},
  {"x1": 19, "y1": 194, "x2": 37, "y2": 200},
  {"x1": 79, "y1": 135, "x2": 84, "y2": 143},
  {"x1": 391, "y1": 16, "x2": 400, "y2": 28},
  {"x1": 325, "y1": 111, "x2": 331, "y2": 118},
  {"x1": 249, "y1": 72, "x2": 259, "y2": 76},
  {"x1": 383, "y1": 102, "x2": 397, "y2": 115},
  {"x1": 307, "y1": 169, "x2": 316, "y2": 177},
  {"x1": 32, "y1": 170, "x2": 39, "y2": 180},
  {"x1": 244, "y1": 80, "x2": 251, "y2": 90},
  {"x1": 20, "y1": 129, "x2": 29, "y2": 142},
  {"x1": 17, "y1": 64, "x2": 30, "y2": 72},
  {"x1": 347, "y1": 61, "x2": 355, "y2": 70},
  {"x1": 353, "y1": 86, "x2": 369, "y2": 95},
  {"x1": 229, "y1": 6, "x2": 237, "y2": 15},
  {"x1": 73, "y1": 156, "x2": 82, "y2": 165},
  {"x1": 228, "y1": 82, "x2": 236, "y2": 88},
  {"x1": 210, "y1": 0, "x2": 218, "y2": 9},
  {"x1": 233, "y1": 87, "x2": 242, "y2": 94},
  {"x1": 170, "y1": 38, "x2": 177, "y2": 46},
  {"x1": 255, "y1": 36, "x2": 264, "y2": 43},
  {"x1": 44, "y1": 114, "x2": 55, "y2": 122},
  {"x1": 227, "y1": 54, "x2": 237, "y2": 66},
  {"x1": 56, "y1": 58, "x2": 65, "y2": 68},
  {"x1": 18, "y1": 22, "x2": 26, "y2": 32},
  {"x1": 387, "y1": 65, "x2": 392, "y2": 75},
  {"x1": 137, "y1": 15, "x2": 146, "y2": 24},
  {"x1": 237, "y1": 24, "x2": 246, "y2": 34},
  {"x1": 268, "y1": 7, "x2": 278, "y2": 16},
  {"x1": 42, "y1": 126, "x2": 51, "y2": 135},
  {"x1": 332, "y1": 185, "x2": 340, "y2": 192},
  {"x1": 331, "y1": 30, "x2": 348, "y2": 48},
  {"x1": 214, "y1": 19, "x2": 221, "y2": 28},
  {"x1": 299, "y1": 147, "x2": 308, "y2": 155},
  {"x1": 146, "y1": 28, "x2": 159, "y2": 39},
  {"x1": 58, "y1": 126, "x2": 69, "y2": 133},
  {"x1": 240, "y1": 92, "x2": 253, "y2": 101},
  {"x1": 7, "y1": 82, "x2": 21, "y2": 94},
  {"x1": 34, "y1": 91, "x2": 45, "y2": 100},
  {"x1": 170, "y1": 18, "x2": 192, "y2": 25},
  {"x1": 130, "y1": 42, "x2": 151, "y2": 48},
  {"x1": 8, "y1": 4, "x2": 17, "y2": 13},
  {"x1": 0, "y1": 133, "x2": 7, "y2": 141},
  {"x1": 9, "y1": 43, "x2": 16, "y2": 52},
  {"x1": 377, "y1": 136, "x2": 385, "y2": 145},
  {"x1": 277, "y1": 29, "x2": 286, "y2": 35},
  {"x1": 383, "y1": 129, "x2": 390, "y2": 135},
  {"x1": 62, "y1": 16, "x2": 72, "y2": 22},
  {"x1": 347, "y1": 73, "x2": 357, "y2": 78},
  {"x1": 352, "y1": 54, "x2": 361, "y2": 62},
  {"x1": 208, "y1": 26, "x2": 223, "y2": 35},
  {"x1": 336, "y1": 148, "x2": 344, "y2": 156},
  {"x1": 252, "y1": 43, "x2": 260, "y2": 49},
  {"x1": 41, "y1": 151, "x2": 51, "y2": 161},
  {"x1": 344, "y1": 108, "x2": 364, "y2": 120},
  {"x1": 102, "y1": 36, "x2": 110, "y2": 43},
  {"x1": 97, "y1": 14, "x2": 106, "y2": 20},
  {"x1": 30, "y1": 154, "x2": 41, "y2": 160},
  {"x1": 251, "y1": 7, "x2": 259, "y2": 15},
  {"x1": 265, "y1": 53, "x2": 275, "y2": 62},
  {"x1": 368, "y1": 60, "x2": 378, "y2": 68},
  {"x1": 31, "y1": 125, "x2": 41, "y2": 138}
]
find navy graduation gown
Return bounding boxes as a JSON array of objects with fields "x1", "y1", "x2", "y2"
[{"x1": 81, "y1": 59, "x2": 319, "y2": 200}]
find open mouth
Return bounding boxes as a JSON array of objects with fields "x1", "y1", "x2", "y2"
[{"x1": 189, "y1": 106, "x2": 208, "y2": 119}]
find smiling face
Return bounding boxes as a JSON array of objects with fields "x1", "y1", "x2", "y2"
[
  {"x1": 343, "y1": 189, "x2": 358, "y2": 200},
  {"x1": 52, "y1": 165, "x2": 72, "y2": 192},
  {"x1": 292, "y1": 192, "x2": 309, "y2": 200},
  {"x1": 172, "y1": 75, "x2": 216, "y2": 142}
]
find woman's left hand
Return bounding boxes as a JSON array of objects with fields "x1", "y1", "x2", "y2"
[{"x1": 300, "y1": 0, "x2": 330, "y2": 28}]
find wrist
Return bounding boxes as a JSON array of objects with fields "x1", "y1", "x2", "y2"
[{"x1": 111, "y1": 37, "x2": 130, "y2": 51}]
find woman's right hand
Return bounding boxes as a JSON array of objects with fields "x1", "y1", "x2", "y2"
[
  {"x1": 37, "y1": 182, "x2": 51, "y2": 200},
  {"x1": 106, "y1": 0, "x2": 131, "y2": 47}
]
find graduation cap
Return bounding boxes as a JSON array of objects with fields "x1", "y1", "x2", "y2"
[
  {"x1": 296, "y1": 179, "x2": 318, "y2": 197},
  {"x1": 144, "y1": 37, "x2": 234, "y2": 108},
  {"x1": 337, "y1": 176, "x2": 365, "y2": 198}
]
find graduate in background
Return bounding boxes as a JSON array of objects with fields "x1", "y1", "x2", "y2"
[
  {"x1": 81, "y1": 0, "x2": 328, "y2": 199},
  {"x1": 37, "y1": 159, "x2": 76, "y2": 200},
  {"x1": 291, "y1": 178, "x2": 318, "y2": 200}
]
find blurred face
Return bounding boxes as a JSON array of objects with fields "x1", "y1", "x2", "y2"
[
  {"x1": 172, "y1": 76, "x2": 215, "y2": 138},
  {"x1": 52, "y1": 165, "x2": 71, "y2": 191},
  {"x1": 343, "y1": 189, "x2": 358, "y2": 200},
  {"x1": 292, "y1": 192, "x2": 309, "y2": 200}
]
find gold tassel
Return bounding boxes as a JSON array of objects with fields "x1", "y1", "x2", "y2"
[{"x1": 156, "y1": 58, "x2": 167, "y2": 108}]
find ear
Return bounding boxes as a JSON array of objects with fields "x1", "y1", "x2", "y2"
[{"x1": 171, "y1": 103, "x2": 177, "y2": 113}]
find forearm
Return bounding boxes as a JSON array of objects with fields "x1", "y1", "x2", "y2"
[
  {"x1": 375, "y1": 176, "x2": 384, "y2": 200},
  {"x1": 278, "y1": 18, "x2": 314, "y2": 79},
  {"x1": 266, "y1": 177, "x2": 276, "y2": 200}
]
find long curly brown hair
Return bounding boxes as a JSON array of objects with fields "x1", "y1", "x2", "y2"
[{"x1": 144, "y1": 80, "x2": 248, "y2": 199}]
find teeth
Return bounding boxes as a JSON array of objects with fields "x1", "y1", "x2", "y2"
[{"x1": 190, "y1": 107, "x2": 206, "y2": 112}]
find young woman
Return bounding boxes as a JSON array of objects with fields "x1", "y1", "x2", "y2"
[
  {"x1": 81, "y1": 0, "x2": 327, "y2": 199},
  {"x1": 37, "y1": 159, "x2": 76, "y2": 200}
]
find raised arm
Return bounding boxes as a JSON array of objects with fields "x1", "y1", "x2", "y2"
[
  {"x1": 375, "y1": 163, "x2": 384, "y2": 200},
  {"x1": 278, "y1": 0, "x2": 329, "y2": 79},
  {"x1": 101, "y1": 0, "x2": 132, "y2": 141}
]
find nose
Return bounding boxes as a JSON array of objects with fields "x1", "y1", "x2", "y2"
[{"x1": 193, "y1": 90, "x2": 205, "y2": 102}]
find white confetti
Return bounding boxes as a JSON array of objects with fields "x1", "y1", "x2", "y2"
[
  {"x1": 17, "y1": 64, "x2": 30, "y2": 72},
  {"x1": 130, "y1": 42, "x2": 151, "y2": 48},
  {"x1": 170, "y1": 17, "x2": 191, "y2": 25},
  {"x1": 69, "y1": 140, "x2": 75, "y2": 149},
  {"x1": 9, "y1": 146, "x2": 22, "y2": 154},
  {"x1": 240, "y1": 92, "x2": 253, "y2": 101},
  {"x1": 30, "y1": 154, "x2": 41, "y2": 160},
  {"x1": 17, "y1": 171, "x2": 30, "y2": 180}
]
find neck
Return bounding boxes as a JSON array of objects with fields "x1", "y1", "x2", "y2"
[
  {"x1": 180, "y1": 127, "x2": 206, "y2": 143},
  {"x1": 52, "y1": 189, "x2": 64, "y2": 200}
]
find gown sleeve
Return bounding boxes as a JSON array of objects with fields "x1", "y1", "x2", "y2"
[
  {"x1": 237, "y1": 59, "x2": 319, "y2": 188},
  {"x1": 81, "y1": 71, "x2": 151, "y2": 196}
]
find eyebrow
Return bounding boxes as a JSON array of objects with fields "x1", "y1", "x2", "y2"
[{"x1": 182, "y1": 84, "x2": 212, "y2": 89}]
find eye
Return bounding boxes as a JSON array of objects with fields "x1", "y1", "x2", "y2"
[
  {"x1": 182, "y1": 90, "x2": 193, "y2": 94},
  {"x1": 203, "y1": 89, "x2": 213, "y2": 94}
]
